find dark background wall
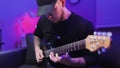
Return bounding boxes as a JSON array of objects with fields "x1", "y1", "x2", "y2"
[
  {"x1": 96, "y1": 27, "x2": 120, "y2": 68},
  {"x1": 0, "y1": 0, "x2": 97, "y2": 51}
]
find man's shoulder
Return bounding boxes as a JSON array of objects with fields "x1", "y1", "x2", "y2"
[
  {"x1": 71, "y1": 12, "x2": 94, "y2": 30},
  {"x1": 38, "y1": 16, "x2": 49, "y2": 25},
  {"x1": 71, "y1": 12, "x2": 90, "y2": 23},
  {"x1": 71, "y1": 12, "x2": 92, "y2": 25},
  {"x1": 38, "y1": 16, "x2": 47, "y2": 22}
]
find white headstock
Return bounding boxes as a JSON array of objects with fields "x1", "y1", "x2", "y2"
[{"x1": 85, "y1": 31, "x2": 112, "y2": 52}]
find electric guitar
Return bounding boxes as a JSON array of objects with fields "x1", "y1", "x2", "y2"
[
  {"x1": 39, "y1": 32, "x2": 112, "y2": 68},
  {"x1": 43, "y1": 35, "x2": 111, "y2": 58}
]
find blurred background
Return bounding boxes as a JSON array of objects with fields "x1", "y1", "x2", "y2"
[
  {"x1": 0, "y1": 0, "x2": 120, "y2": 67},
  {"x1": 0, "y1": 0, "x2": 97, "y2": 51}
]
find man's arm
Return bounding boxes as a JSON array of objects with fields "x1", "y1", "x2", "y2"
[
  {"x1": 49, "y1": 52, "x2": 86, "y2": 67},
  {"x1": 34, "y1": 35, "x2": 44, "y2": 63},
  {"x1": 66, "y1": 57, "x2": 86, "y2": 67}
]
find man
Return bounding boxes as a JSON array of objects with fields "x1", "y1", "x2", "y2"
[{"x1": 34, "y1": 0, "x2": 99, "y2": 68}]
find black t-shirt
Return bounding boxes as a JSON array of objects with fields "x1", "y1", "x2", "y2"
[{"x1": 34, "y1": 12, "x2": 99, "y2": 68}]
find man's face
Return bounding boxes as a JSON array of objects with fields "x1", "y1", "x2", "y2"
[{"x1": 46, "y1": 0, "x2": 64, "y2": 23}]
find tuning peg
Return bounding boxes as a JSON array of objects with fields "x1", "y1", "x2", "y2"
[
  {"x1": 97, "y1": 32, "x2": 102, "y2": 36},
  {"x1": 101, "y1": 47, "x2": 106, "y2": 53},
  {"x1": 47, "y1": 42, "x2": 51, "y2": 45},
  {"x1": 101, "y1": 32, "x2": 107, "y2": 40},
  {"x1": 98, "y1": 50, "x2": 101, "y2": 54},
  {"x1": 55, "y1": 35, "x2": 61, "y2": 40},
  {"x1": 97, "y1": 48, "x2": 106, "y2": 55},
  {"x1": 107, "y1": 32, "x2": 112, "y2": 37},
  {"x1": 57, "y1": 35, "x2": 61, "y2": 39},
  {"x1": 101, "y1": 32, "x2": 107, "y2": 36},
  {"x1": 95, "y1": 32, "x2": 102, "y2": 40},
  {"x1": 94, "y1": 31, "x2": 97, "y2": 35}
]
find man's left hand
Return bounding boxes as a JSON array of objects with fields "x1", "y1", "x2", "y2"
[{"x1": 49, "y1": 52, "x2": 72, "y2": 66}]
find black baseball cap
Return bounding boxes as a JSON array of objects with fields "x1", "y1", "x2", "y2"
[{"x1": 36, "y1": 0, "x2": 57, "y2": 16}]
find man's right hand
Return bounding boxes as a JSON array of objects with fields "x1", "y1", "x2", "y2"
[{"x1": 35, "y1": 46, "x2": 44, "y2": 63}]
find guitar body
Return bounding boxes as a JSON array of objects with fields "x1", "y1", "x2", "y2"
[
  {"x1": 39, "y1": 40, "x2": 55, "y2": 68},
  {"x1": 38, "y1": 58, "x2": 54, "y2": 68}
]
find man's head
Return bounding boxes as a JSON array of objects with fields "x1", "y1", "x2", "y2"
[{"x1": 37, "y1": 0, "x2": 68, "y2": 23}]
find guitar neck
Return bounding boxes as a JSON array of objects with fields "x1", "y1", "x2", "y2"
[{"x1": 44, "y1": 39, "x2": 85, "y2": 57}]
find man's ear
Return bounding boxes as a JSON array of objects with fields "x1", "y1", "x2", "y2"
[{"x1": 60, "y1": 0, "x2": 66, "y2": 7}]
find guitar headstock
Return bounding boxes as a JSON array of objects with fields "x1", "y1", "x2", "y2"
[{"x1": 85, "y1": 31, "x2": 112, "y2": 52}]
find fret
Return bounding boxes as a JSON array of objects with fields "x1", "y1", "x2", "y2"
[
  {"x1": 62, "y1": 45, "x2": 64, "y2": 53},
  {"x1": 74, "y1": 41, "x2": 78, "y2": 50},
  {"x1": 78, "y1": 40, "x2": 85, "y2": 49},
  {"x1": 53, "y1": 48, "x2": 56, "y2": 53},
  {"x1": 55, "y1": 46, "x2": 61, "y2": 54},
  {"x1": 58, "y1": 47, "x2": 60, "y2": 54},
  {"x1": 64, "y1": 44, "x2": 68, "y2": 52},
  {"x1": 70, "y1": 42, "x2": 73, "y2": 51},
  {"x1": 57, "y1": 45, "x2": 65, "y2": 54},
  {"x1": 68, "y1": 44, "x2": 70, "y2": 52},
  {"x1": 76, "y1": 42, "x2": 78, "y2": 50},
  {"x1": 67, "y1": 44, "x2": 70, "y2": 52},
  {"x1": 64, "y1": 44, "x2": 67, "y2": 53},
  {"x1": 73, "y1": 42, "x2": 76, "y2": 50},
  {"x1": 65, "y1": 44, "x2": 67, "y2": 52},
  {"x1": 55, "y1": 47, "x2": 58, "y2": 54},
  {"x1": 70, "y1": 43, "x2": 72, "y2": 52},
  {"x1": 61, "y1": 46, "x2": 64, "y2": 54},
  {"x1": 58, "y1": 47, "x2": 61, "y2": 54},
  {"x1": 67, "y1": 44, "x2": 69, "y2": 52},
  {"x1": 44, "y1": 39, "x2": 85, "y2": 58},
  {"x1": 71, "y1": 41, "x2": 79, "y2": 51},
  {"x1": 74, "y1": 42, "x2": 77, "y2": 51},
  {"x1": 44, "y1": 50, "x2": 51, "y2": 57},
  {"x1": 66, "y1": 44, "x2": 69, "y2": 53},
  {"x1": 77, "y1": 41, "x2": 80, "y2": 50}
]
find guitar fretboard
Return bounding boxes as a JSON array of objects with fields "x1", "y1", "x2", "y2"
[{"x1": 44, "y1": 39, "x2": 85, "y2": 57}]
